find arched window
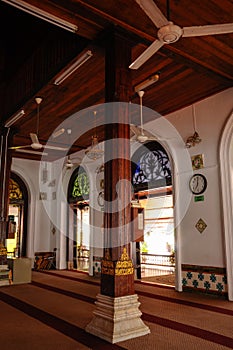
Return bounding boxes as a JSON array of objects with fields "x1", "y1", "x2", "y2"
[
  {"x1": 132, "y1": 141, "x2": 172, "y2": 193},
  {"x1": 68, "y1": 166, "x2": 90, "y2": 204}
]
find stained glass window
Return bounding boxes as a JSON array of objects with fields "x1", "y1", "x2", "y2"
[
  {"x1": 9, "y1": 179, "x2": 23, "y2": 201},
  {"x1": 68, "y1": 166, "x2": 90, "y2": 203},
  {"x1": 132, "y1": 141, "x2": 172, "y2": 192}
]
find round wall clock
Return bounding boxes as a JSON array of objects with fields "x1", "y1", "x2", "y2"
[
  {"x1": 189, "y1": 174, "x2": 207, "y2": 195},
  {"x1": 97, "y1": 191, "x2": 104, "y2": 207}
]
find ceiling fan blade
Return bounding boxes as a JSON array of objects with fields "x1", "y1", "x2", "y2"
[
  {"x1": 139, "y1": 127, "x2": 155, "y2": 141},
  {"x1": 15, "y1": 149, "x2": 48, "y2": 156},
  {"x1": 9, "y1": 145, "x2": 31, "y2": 150},
  {"x1": 30, "y1": 133, "x2": 40, "y2": 144},
  {"x1": 131, "y1": 124, "x2": 148, "y2": 142},
  {"x1": 135, "y1": 0, "x2": 169, "y2": 28},
  {"x1": 130, "y1": 124, "x2": 141, "y2": 136},
  {"x1": 131, "y1": 124, "x2": 158, "y2": 142},
  {"x1": 44, "y1": 145, "x2": 68, "y2": 151},
  {"x1": 52, "y1": 128, "x2": 65, "y2": 138},
  {"x1": 129, "y1": 39, "x2": 164, "y2": 69},
  {"x1": 183, "y1": 23, "x2": 233, "y2": 37}
]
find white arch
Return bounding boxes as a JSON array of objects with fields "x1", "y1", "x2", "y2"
[
  {"x1": 131, "y1": 125, "x2": 193, "y2": 291},
  {"x1": 219, "y1": 109, "x2": 233, "y2": 301}
]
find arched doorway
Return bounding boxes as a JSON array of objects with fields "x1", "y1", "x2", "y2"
[
  {"x1": 220, "y1": 109, "x2": 233, "y2": 300},
  {"x1": 131, "y1": 141, "x2": 175, "y2": 286},
  {"x1": 7, "y1": 172, "x2": 28, "y2": 257},
  {"x1": 67, "y1": 166, "x2": 90, "y2": 271}
]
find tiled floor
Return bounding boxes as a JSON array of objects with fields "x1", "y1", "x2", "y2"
[{"x1": 0, "y1": 270, "x2": 233, "y2": 350}]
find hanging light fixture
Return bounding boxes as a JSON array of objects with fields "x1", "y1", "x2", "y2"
[
  {"x1": 65, "y1": 129, "x2": 74, "y2": 168},
  {"x1": 85, "y1": 111, "x2": 104, "y2": 160},
  {"x1": 185, "y1": 105, "x2": 202, "y2": 148}
]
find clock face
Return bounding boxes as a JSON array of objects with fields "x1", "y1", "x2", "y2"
[
  {"x1": 97, "y1": 191, "x2": 104, "y2": 207},
  {"x1": 189, "y1": 174, "x2": 207, "y2": 195}
]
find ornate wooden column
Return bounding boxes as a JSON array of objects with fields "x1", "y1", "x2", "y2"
[
  {"x1": 101, "y1": 28, "x2": 134, "y2": 298},
  {"x1": 0, "y1": 127, "x2": 13, "y2": 244},
  {"x1": 86, "y1": 29, "x2": 150, "y2": 343}
]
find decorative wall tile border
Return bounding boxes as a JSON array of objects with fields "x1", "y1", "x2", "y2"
[
  {"x1": 182, "y1": 264, "x2": 227, "y2": 296},
  {"x1": 93, "y1": 256, "x2": 102, "y2": 276}
]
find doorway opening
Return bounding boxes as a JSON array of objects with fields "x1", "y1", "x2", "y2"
[
  {"x1": 7, "y1": 173, "x2": 28, "y2": 258},
  {"x1": 132, "y1": 141, "x2": 175, "y2": 286},
  {"x1": 67, "y1": 166, "x2": 90, "y2": 272},
  {"x1": 71, "y1": 202, "x2": 90, "y2": 271}
]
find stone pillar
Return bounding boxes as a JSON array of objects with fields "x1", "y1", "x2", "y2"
[{"x1": 86, "y1": 29, "x2": 150, "y2": 343}]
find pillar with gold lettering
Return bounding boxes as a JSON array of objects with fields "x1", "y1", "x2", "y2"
[{"x1": 86, "y1": 28, "x2": 150, "y2": 343}]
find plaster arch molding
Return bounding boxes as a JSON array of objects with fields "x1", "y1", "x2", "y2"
[{"x1": 219, "y1": 108, "x2": 233, "y2": 301}]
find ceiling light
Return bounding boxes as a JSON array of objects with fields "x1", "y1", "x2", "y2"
[
  {"x1": 85, "y1": 111, "x2": 104, "y2": 161},
  {"x1": 2, "y1": 0, "x2": 78, "y2": 33},
  {"x1": 85, "y1": 136, "x2": 104, "y2": 160},
  {"x1": 134, "y1": 73, "x2": 160, "y2": 92},
  {"x1": 5, "y1": 109, "x2": 25, "y2": 127},
  {"x1": 54, "y1": 51, "x2": 93, "y2": 85}
]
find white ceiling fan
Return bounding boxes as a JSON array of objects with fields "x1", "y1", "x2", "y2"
[
  {"x1": 9, "y1": 97, "x2": 68, "y2": 153},
  {"x1": 65, "y1": 154, "x2": 83, "y2": 169},
  {"x1": 130, "y1": 0, "x2": 233, "y2": 69},
  {"x1": 64, "y1": 129, "x2": 83, "y2": 169},
  {"x1": 131, "y1": 90, "x2": 157, "y2": 143},
  {"x1": 65, "y1": 129, "x2": 74, "y2": 169}
]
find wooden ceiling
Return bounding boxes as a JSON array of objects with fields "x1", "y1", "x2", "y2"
[{"x1": 0, "y1": 0, "x2": 233, "y2": 161}]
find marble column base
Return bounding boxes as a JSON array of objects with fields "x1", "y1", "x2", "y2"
[{"x1": 85, "y1": 293, "x2": 150, "y2": 343}]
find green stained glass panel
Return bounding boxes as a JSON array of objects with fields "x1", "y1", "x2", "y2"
[{"x1": 72, "y1": 172, "x2": 89, "y2": 199}]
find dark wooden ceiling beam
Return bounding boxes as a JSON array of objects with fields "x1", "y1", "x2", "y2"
[{"x1": 63, "y1": 1, "x2": 233, "y2": 80}]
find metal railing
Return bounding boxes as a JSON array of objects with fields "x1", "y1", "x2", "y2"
[{"x1": 141, "y1": 253, "x2": 175, "y2": 267}]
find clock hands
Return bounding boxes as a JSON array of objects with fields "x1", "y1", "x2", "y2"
[{"x1": 189, "y1": 174, "x2": 207, "y2": 195}]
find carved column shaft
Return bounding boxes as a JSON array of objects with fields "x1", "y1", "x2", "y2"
[{"x1": 102, "y1": 29, "x2": 134, "y2": 297}]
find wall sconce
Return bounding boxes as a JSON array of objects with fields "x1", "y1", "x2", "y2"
[
  {"x1": 185, "y1": 105, "x2": 202, "y2": 148},
  {"x1": 185, "y1": 131, "x2": 202, "y2": 148}
]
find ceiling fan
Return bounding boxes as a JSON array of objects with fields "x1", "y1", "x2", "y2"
[
  {"x1": 65, "y1": 129, "x2": 74, "y2": 169},
  {"x1": 130, "y1": 0, "x2": 233, "y2": 69},
  {"x1": 65, "y1": 154, "x2": 83, "y2": 169},
  {"x1": 9, "y1": 97, "x2": 68, "y2": 153},
  {"x1": 131, "y1": 90, "x2": 157, "y2": 143},
  {"x1": 63, "y1": 129, "x2": 82, "y2": 169}
]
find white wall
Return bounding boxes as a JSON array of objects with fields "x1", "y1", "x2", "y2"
[
  {"x1": 164, "y1": 88, "x2": 233, "y2": 267},
  {"x1": 11, "y1": 87, "x2": 233, "y2": 272},
  {"x1": 11, "y1": 158, "x2": 53, "y2": 257}
]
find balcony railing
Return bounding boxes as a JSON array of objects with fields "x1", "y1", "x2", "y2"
[{"x1": 141, "y1": 253, "x2": 175, "y2": 267}]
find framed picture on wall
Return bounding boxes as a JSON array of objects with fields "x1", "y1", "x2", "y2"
[
  {"x1": 39, "y1": 192, "x2": 47, "y2": 200},
  {"x1": 191, "y1": 154, "x2": 204, "y2": 170}
]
